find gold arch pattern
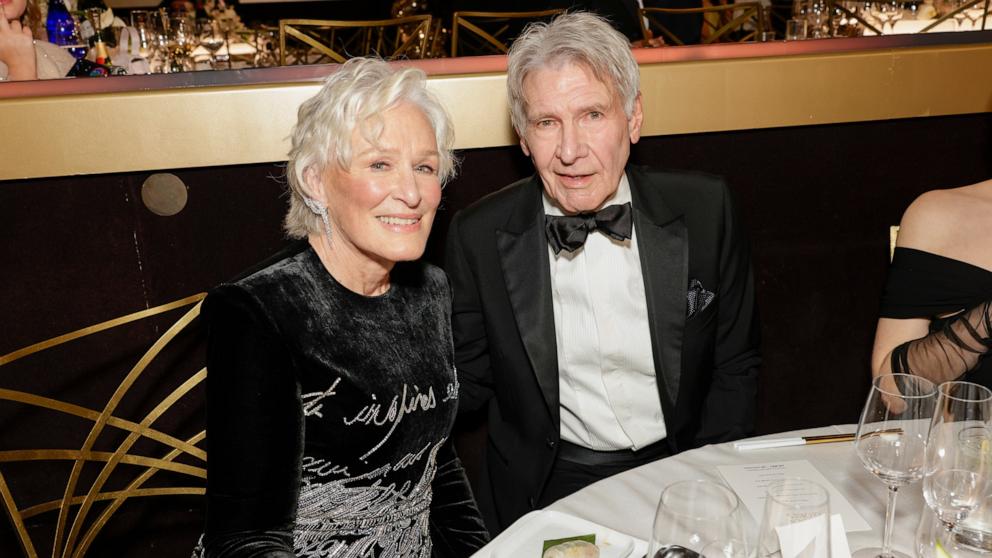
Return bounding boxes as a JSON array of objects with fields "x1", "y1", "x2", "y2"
[{"x1": 0, "y1": 294, "x2": 208, "y2": 558}]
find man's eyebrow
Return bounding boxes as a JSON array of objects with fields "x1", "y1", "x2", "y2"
[{"x1": 577, "y1": 101, "x2": 610, "y2": 113}]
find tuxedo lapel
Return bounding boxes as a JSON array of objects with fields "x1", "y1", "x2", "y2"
[
  {"x1": 629, "y1": 170, "x2": 687, "y2": 414},
  {"x1": 496, "y1": 179, "x2": 559, "y2": 424}
]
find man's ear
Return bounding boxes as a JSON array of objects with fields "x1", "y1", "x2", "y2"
[
  {"x1": 519, "y1": 136, "x2": 531, "y2": 157},
  {"x1": 628, "y1": 92, "x2": 644, "y2": 145}
]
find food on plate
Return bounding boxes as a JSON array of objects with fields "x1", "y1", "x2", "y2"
[{"x1": 541, "y1": 539, "x2": 601, "y2": 558}]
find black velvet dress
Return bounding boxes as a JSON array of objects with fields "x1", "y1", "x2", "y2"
[
  {"x1": 194, "y1": 241, "x2": 488, "y2": 558},
  {"x1": 880, "y1": 247, "x2": 992, "y2": 387}
]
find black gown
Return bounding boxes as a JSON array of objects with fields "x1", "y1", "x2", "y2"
[
  {"x1": 194, "y1": 241, "x2": 488, "y2": 557},
  {"x1": 880, "y1": 247, "x2": 992, "y2": 388}
]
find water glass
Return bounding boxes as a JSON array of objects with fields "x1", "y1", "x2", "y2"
[
  {"x1": 649, "y1": 479, "x2": 748, "y2": 558},
  {"x1": 755, "y1": 478, "x2": 831, "y2": 558},
  {"x1": 923, "y1": 382, "x2": 992, "y2": 532},
  {"x1": 786, "y1": 18, "x2": 809, "y2": 39},
  {"x1": 918, "y1": 502, "x2": 992, "y2": 558}
]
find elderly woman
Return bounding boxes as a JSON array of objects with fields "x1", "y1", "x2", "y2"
[
  {"x1": 195, "y1": 58, "x2": 488, "y2": 557},
  {"x1": 0, "y1": 0, "x2": 75, "y2": 81},
  {"x1": 872, "y1": 179, "x2": 992, "y2": 387}
]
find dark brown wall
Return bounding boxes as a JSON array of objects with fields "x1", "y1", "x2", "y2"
[{"x1": 1, "y1": 113, "x2": 990, "y2": 556}]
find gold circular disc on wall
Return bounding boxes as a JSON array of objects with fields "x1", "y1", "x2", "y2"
[{"x1": 141, "y1": 173, "x2": 189, "y2": 217}]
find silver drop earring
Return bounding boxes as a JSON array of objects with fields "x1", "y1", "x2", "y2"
[{"x1": 303, "y1": 196, "x2": 333, "y2": 240}]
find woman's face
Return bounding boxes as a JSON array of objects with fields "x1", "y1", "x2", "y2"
[
  {"x1": 0, "y1": 0, "x2": 28, "y2": 22},
  {"x1": 312, "y1": 101, "x2": 443, "y2": 271}
]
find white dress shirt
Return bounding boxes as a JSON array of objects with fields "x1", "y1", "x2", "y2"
[{"x1": 543, "y1": 174, "x2": 667, "y2": 451}]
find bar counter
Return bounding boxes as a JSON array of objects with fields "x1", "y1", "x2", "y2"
[{"x1": 2, "y1": 31, "x2": 992, "y2": 180}]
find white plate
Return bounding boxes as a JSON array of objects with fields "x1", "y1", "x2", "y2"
[{"x1": 474, "y1": 509, "x2": 648, "y2": 558}]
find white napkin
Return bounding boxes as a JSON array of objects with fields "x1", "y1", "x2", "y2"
[{"x1": 775, "y1": 514, "x2": 852, "y2": 558}]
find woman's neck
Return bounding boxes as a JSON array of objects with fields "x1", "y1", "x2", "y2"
[{"x1": 308, "y1": 234, "x2": 392, "y2": 297}]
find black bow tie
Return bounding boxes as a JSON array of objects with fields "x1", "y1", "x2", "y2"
[{"x1": 545, "y1": 202, "x2": 633, "y2": 255}]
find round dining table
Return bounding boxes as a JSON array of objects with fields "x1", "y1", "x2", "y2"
[{"x1": 472, "y1": 425, "x2": 929, "y2": 557}]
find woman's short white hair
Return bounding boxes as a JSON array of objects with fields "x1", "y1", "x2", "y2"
[
  {"x1": 284, "y1": 57, "x2": 456, "y2": 239},
  {"x1": 506, "y1": 11, "x2": 640, "y2": 135}
]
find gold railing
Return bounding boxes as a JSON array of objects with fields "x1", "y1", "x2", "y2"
[
  {"x1": 0, "y1": 294, "x2": 207, "y2": 558},
  {"x1": 278, "y1": 15, "x2": 432, "y2": 65}
]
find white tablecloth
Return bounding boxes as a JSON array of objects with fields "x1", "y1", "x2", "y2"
[{"x1": 476, "y1": 425, "x2": 927, "y2": 557}]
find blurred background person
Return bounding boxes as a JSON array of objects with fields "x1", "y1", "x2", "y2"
[{"x1": 0, "y1": 0, "x2": 75, "y2": 81}]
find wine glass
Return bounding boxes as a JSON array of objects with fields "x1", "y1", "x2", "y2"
[
  {"x1": 198, "y1": 18, "x2": 225, "y2": 69},
  {"x1": 923, "y1": 382, "x2": 992, "y2": 533},
  {"x1": 953, "y1": 0, "x2": 974, "y2": 29},
  {"x1": 853, "y1": 373, "x2": 937, "y2": 558},
  {"x1": 167, "y1": 14, "x2": 198, "y2": 72},
  {"x1": 649, "y1": 479, "x2": 749, "y2": 558},
  {"x1": 754, "y1": 478, "x2": 831, "y2": 558},
  {"x1": 964, "y1": 1, "x2": 988, "y2": 30},
  {"x1": 917, "y1": 501, "x2": 992, "y2": 558},
  {"x1": 886, "y1": 0, "x2": 905, "y2": 31},
  {"x1": 872, "y1": 0, "x2": 902, "y2": 32}
]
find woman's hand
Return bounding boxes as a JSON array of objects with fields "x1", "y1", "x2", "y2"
[{"x1": 0, "y1": 7, "x2": 38, "y2": 81}]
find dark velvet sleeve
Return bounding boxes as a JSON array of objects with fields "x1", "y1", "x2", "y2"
[
  {"x1": 201, "y1": 287, "x2": 304, "y2": 558},
  {"x1": 890, "y1": 299, "x2": 992, "y2": 383},
  {"x1": 696, "y1": 181, "x2": 761, "y2": 444},
  {"x1": 444, "y1": 215, "x2": 496, "y2": 414},
  {"x1": 428, "y1": 438, "x2": 490, "y2": 557}
]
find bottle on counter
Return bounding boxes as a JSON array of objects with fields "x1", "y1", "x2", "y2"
[
  {"x1": 82, "y1": 8, "x2": 112, "y2": 65},
  {"x1": 46, "y1": 0, "x2": 78, "y2": 45},
  {"x1": 77, "y1": 0, "x2": 117, "y2": 47}
]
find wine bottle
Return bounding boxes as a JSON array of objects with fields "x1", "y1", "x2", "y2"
[
  {"x1": 77, "y1": 0, "x2": 117, "y2": 47},
  {"x1": 93, "y1": 38, "x2": 111, "y2": 65}
]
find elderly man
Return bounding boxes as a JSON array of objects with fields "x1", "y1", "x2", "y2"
[{"x1": 445, "y1": 12, "x2": 760, "y2": 532}]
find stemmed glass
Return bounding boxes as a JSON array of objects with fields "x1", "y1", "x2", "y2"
[
  {"x1": 853, "y1": 373, "x2": 937, "y2": 558},
  {"x1": 198, "y1": 18, "x2": 225, "y2": 69},
  {"x1": 873, "y1": 0, "x2": 902, "y2": 32},
  {"x1": 166, "y1": 13, "x2": 197, "y2": 72},
  {"x1": 922, "y1": 382, "x2": 992, "y2": 535},
  {"x1": 953, "y1": 0, "x2": 974, "y2": 29},
  {"x1": 964, "y1": 0, "x2": 989, "y2": 30},
  {"x1": 649, "y1": 480, "x2": 749, "y2": 558}
]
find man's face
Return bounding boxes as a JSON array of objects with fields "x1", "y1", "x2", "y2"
[{"x1": 519, "y1": 62, "x2": 643, "y2": 215}]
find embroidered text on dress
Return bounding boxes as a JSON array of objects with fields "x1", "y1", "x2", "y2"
[
  {"x1": 302, "y1": 456, "x2": 351, "y2": 478},
  {"x1": 441, "y1": 380, "x2": 457, "y2": 403},
  {"x1": 342, "y1": 383, "x2": 438, "y2": 460},
  {"x1": 290, "y1": 440, "x2": 443, "y2": 557},
  {"x1": 302, "y1": 377, "x2": 342, "y2": 418},
  {"x1": 393, "y1": 441, "x2": 432, "y2": 471}
]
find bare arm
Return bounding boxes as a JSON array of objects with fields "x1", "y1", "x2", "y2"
[{"x1": 871, "y1": 317, "x2": 930, "y2": 380}]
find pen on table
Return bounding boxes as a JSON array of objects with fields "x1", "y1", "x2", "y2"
[{"x1": 733, "y1": 433, "x2": 856, "y2": 451}]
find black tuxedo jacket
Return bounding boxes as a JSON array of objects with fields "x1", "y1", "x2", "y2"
[{"x1": 444, "y1": 165, "x2": 760, "y2": 531}]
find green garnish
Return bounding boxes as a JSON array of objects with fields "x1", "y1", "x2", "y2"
[{"x1": 542, "y1": 534, "x2": 597, "y2": 553}]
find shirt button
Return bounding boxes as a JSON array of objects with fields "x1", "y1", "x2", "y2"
[{"x1": 546, "y1": 437, "x2": 557, "y2": 449}]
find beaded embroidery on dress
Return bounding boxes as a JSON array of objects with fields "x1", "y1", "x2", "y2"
[{"x1": 192, "y1": 243, "x2": 487, "y2": 558}]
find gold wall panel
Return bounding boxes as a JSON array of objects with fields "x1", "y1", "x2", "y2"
[{"x1": 1, "y1": 42, "x2": 991, "y2": 181}]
